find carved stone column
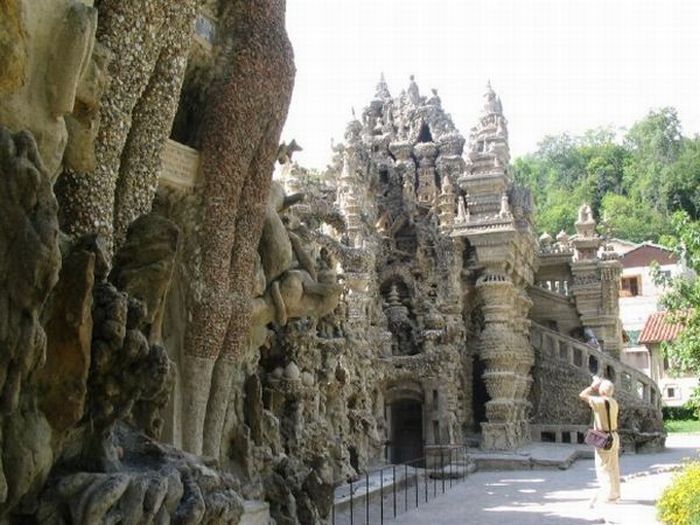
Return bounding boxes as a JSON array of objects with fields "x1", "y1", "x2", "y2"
[{"x1": 476, "y1": 270, "x2": 534, "y2": 450}]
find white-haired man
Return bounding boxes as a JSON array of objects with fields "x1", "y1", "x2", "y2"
[{"x1": 580, "y1": 376, "x2": 621, "y2": 506}]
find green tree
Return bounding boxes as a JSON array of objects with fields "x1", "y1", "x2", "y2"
[
  {"x1": 583, "y1": 142, "x2": 628, "y2": 211},
  {"x1": 600, "y1": 193, "x2": 672, "y2": 243},
  {"x1": 658, "y1": 211, "x2": 700, "y2": 374},
  {"x1": 513, "y1": 108, "x2": 700, "y2": 243},
  {"x1": 663, "y1": 137, "x2": 700, "y2": 220},
  {"x1": 623, "y1": 107, "x2": 683, "y2": 210},
  {"x1": 513, "y1": 128, "x2": 624, "y2": 235}
]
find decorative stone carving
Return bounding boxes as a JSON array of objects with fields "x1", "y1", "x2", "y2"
[
  {"x1": 36, "y1": 423, "x2": 244, "y2": 525},
  {"x1": 450, "y1": 83, "x2": 538, "y2": 449},
  {"x1": 109, "y1": 212, "x2": 180, "y2": 345}
]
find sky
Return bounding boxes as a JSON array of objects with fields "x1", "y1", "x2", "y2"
[{"x1": 283, "y1": 0, "x2": 700, "y2": 170}]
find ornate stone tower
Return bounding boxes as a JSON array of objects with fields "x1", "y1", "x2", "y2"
[
  {"x1": 329, "y1": 75, "x2": 467, "y2": 463},
  {"x1": 323, "y1": 77, "x2": 660, "y2": 461},
  {"x1": 452, "y1": 83, "x2": 538, "y2": 450},
  {"x1": 569, "y1": 204, "x2": 624, "y2": 357}
]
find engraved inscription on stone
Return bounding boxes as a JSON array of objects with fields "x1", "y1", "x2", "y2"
[
  {"x1": 160, "y1": 139, "x2": 200, "y2": 189},
  {"x1": 195, "y1": 14, "x2": 216, "y2": 46}
]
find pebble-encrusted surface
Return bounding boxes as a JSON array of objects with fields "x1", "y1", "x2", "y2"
[
  {"x1": 177, "y1": 0, "x2": 296, "y2": 457},
  {"x1": 186, "y1": 0, "x2": 296, "y2": 362},
  {"x1": 55, "y1": 0, "x2": 198, "y2": 255}
]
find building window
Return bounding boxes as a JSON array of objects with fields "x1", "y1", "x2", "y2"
[
  {"x1": 665, "y1": 386, "x2": 679, "y2": 400},
  {"x1": 433, "y1": 420, "x2": 440, "y2": 444},
  {"x1": 620, "y1": 276, "x2": 641, "y2": 297},
  {"x1": 624, "y1": 330, "x2": 641, "y2": 347}
]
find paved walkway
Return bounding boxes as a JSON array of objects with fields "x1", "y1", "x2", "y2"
[{"x1": 392, "y1": 434, "x2": 700, "y2": 525}]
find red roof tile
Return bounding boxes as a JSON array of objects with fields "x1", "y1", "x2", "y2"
[{"x1": 638, "y1": 311, "x2": 685, "y2": 344}]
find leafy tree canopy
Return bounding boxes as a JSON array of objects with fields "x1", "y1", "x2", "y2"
[
  {"x1": 657, "y1": 212, "x2": 700, "y2": 375},
  {"x1": 513, "y1": 107, "x2": 699, "y2": 242}
]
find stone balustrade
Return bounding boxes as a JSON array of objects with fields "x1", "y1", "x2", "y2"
[
  {"x1": 535, "y1": 279, "x2": 571, "y2": 296},
  {"x1": 531, "y1": 322, "x2": 661, "y2": 408},
  {"x1": 529, "y1": 424, "x2": 590, "y2": 445},
  {"x1": 538, "y1": 245, "x2": 573, "y2": 256}
]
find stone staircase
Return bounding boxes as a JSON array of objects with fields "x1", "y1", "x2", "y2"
[{"x1": 530, "y1": 322, "x2": 664, "y2": 451}]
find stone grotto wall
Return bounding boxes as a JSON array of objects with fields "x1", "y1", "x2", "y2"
[{"x1": 0, "y1": 0, "x2": 304, "y2": 523}]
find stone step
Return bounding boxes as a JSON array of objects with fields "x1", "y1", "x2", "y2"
[{"x1": 469, "y1": 443, "x2": 594, "y2": 471}]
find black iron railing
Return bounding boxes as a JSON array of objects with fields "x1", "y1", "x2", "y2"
[{"x1": 331, "y1": 446, "x2": 469, "y2": 525}]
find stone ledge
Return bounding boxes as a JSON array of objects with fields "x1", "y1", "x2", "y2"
[{"x1": 469, "y1": 443, "x2": 594, "y2": 472}]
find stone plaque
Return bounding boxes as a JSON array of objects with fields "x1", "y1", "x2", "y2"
[
  {"x1": 194, "y1": 14, "x2": 216, "y2": 48},
  {"x1": 160, "y1": 139, "x2": 200, "y2": 190}
]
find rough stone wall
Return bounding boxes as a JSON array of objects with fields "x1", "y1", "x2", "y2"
[
  {"x1": 0, "y1": 123, "x2": 243, "y2": 523},
  {"x1": 531, "y1": 354, "x2": 593, "y2": 426},
  {"x1": 0, "y1": 1, "x2": 298, "y2": 522},
  {"x1": 0, "y1": 127, "x2": 62, "y2": 516}
]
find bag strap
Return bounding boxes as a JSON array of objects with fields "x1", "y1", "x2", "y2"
[{"x1": 604, "y1": 399, "x2": 614, "y2": 432}]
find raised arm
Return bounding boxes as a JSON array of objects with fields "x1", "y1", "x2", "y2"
[{"x1": 579, "y1": 376, "x2": 602, "y2": 403}]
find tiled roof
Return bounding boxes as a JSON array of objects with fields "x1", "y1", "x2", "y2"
[
  {"x1": 621, "y1": 243, "x2": 678, "y2": 269},
  {"x1": 638, "y1": 311, "x2": 685, "y2": 344}
]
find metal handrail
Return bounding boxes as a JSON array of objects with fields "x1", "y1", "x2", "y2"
[{"x1": 332, "y1": 446, "x2": 469, "y2": 525}]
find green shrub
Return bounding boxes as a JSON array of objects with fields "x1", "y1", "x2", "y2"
[
  {"x1": 658, "y1": 461, "x2": 700, "y2": 525},
  {"x1": 686, "y1": 387, "x2": 700, "y2": 420},
  {"x1": 663, "y1": 406, "x2": 697, "y2": 421}
]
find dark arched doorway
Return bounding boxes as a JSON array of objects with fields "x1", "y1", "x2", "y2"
[
  {"x1": 472, "y1": 355, "x2": 489, "y2": 432},
  {"x1": 389, "y1": 399, "x2": 424, "y2": 463}
]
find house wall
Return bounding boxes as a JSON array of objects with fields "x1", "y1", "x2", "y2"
[
  {"x1": 620, "y1": 262, "x2": 683, "y2": 383},
  {"x1": 617, "y1": 254, "x2": 699, "y2": 408}
]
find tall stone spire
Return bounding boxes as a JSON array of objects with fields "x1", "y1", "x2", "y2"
[
  {"x1": 375, "y1": 72, "x2": 391, "y2": 100},
  {"x1": 457, "y1": 82, "x2": 511, "y2": 223},
  {"x1": 407, "y1": 74, "x2": 420, "y2": 105}
]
